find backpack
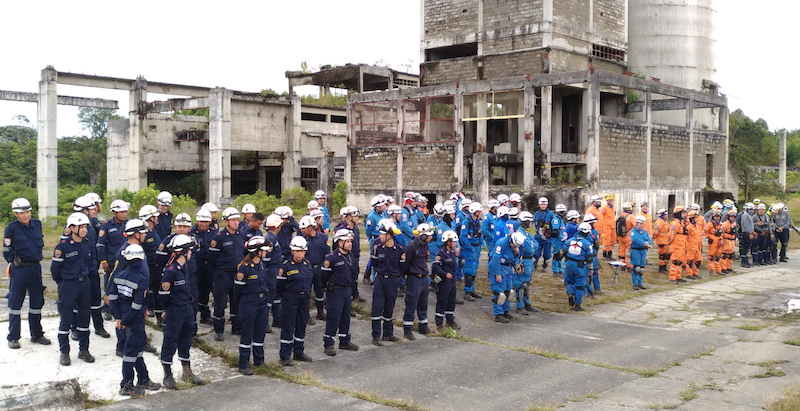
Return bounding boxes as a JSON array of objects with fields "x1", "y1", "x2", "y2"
[{"x1": 615, "y1": 215, "x2": 627, "y2": 237}]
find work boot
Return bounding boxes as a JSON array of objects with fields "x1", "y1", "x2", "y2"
[
  {"x1": 464, "y1": 293, "x2": 475, "y2": 302},
  {"x1": 95, "y1": 328, "x2": 110, "y2": 338},
  {"x1": 573, "y1": 305, "x2": 584, "y2": 312},
  {"x1": 494, "y1": 314, "x2": 509, "y2": 323},
  {"x1": 687, "y1": 276, "x2": 698, "y2": 280},
  {"x1": 455, "y1": 296, "x2": 464, "y2": 305},
  {"x1": 372, "y1": 339, "x2": 384, "y2": 347},
  {"x1": 446, "y1": 321, "x2": 461, "y2": 330},
  {"x1": 404, "y1": 332, "x2": 416, "y2": 341},
  {"x1": 633, "y1": 285, "x2": 640, "y2": 290},
  {"x1": 182, "y1": 362, "x2": 204, "y2": 385},
  {"x1": 382, "y1": 335, "x2": 400, "y2": 343},
  {"x1": 200, "y1": 316, "x2": 213, "y2": 325},
  {"x1": 103, "y1": 311, "x2": 113, "y2": 321},
  {"x1": 516, "y1": 307, "x2": 529, "y2": 315},
  {"x1": 265, "y1": 323, "x2": 272, "y2": 334},
  {"x1": 638, "y1": 284, "x2": 647, "y2": 290},
  {"x1": 677, "y1": 278, "x2": 688, "y2": 283},
  {"x1": 8, "y1": 340, "x2": 20, "y2": 349},
  {"x1": 568, "y1": 295, "x2": 575, "y2": 306},
  {"x1": 239, "y1": 367, "x2": 254, "y2": 375},
  {"x1": 316, "y1": 308, "x2": 326, "y2": 321},
  {"x1": 670, "y1": 280, "x2": 678, "y2": 285},
  {"x1": 293, "y1": 353, "x2": 313, "y2": 362},
  {"x1": 231, "y1": 328, "x2": 242, "y2": 335},
  {"x1": 524, "y1": 304, "x2": 540, "y2": 312},
  {"x1": 60, "y1": 352, "x2": 71, "y2": 366},
  {"x1": 280, "y1": 358, "x2": 295, "y2": 366},
  {"x1": 272, "y1": 320, "x2": 282, "y2": 328},
  {"x1": 71, "y1": 330, "x2": 79, "y2": 341},
  {"x1": 470, "y1": 292, "x2": 483, "y2": 299},
  {"x1": 503, "y1": 312, "x2": 517, "y2": 320},
  {"x1": 397, "y1": 286, "x2": 405, "y2": 298},
  {"x1": 325, "y1": 346, "x2": 337, "y2": 356},
  {"x1": 162, "y1": 364, "x2": 177, "y2": 390},
  {"x1": 143, "y1": 343, "x2": 157, "y2": 353},
  {"x1": 340, "y1": 342, "x2": 359, "y2": 351},
  {"x1": 350, "y1": 311, "x2": 356, "y2": 318},
  {"x1": 78, "y1": 350, "x2": 95, "y2": 363},
  {"x1": 593, "y1": 290, "x2": 604, "y2": 296},
  {"x1": 119, "y1": 383, "x2": 144, "y2": 398},
  {"x1": 658, "y1": 266, "x2": 667, "y2": 274},
  {"x1": 308, "y1": 316, "x2": 316, "y2": 325},
  {"x1": 780, "y1": 257, "x2": 788, "y2": 263},
  {"x1": 31, "y1": 336, "x2": 51, "y2": 345},
  {"x1": 137, "y1": 379, "x2": 162, "y2": 391},
  {"x1": 418, "y1": 328, "x2": 430, "y2": 335},
  {"x1": 215, "y1": 333, "x2": 224, "y2": 342},
  {"x1": 364, "y1": 278, "x2": 373, "y2": 286},
  {"x1": 116, "y1": 350, "x2": 123, "y2": 358}
]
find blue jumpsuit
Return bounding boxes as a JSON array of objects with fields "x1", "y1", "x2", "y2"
[
  {"x1": 52, "y1": 236, "x2": 92, "y2": 354},
  {"x1": 208, "y1": 228, "x2": 245, "y2": 334},
  {"x1": 4, "y1": 218, "x2": 45, "y2": 342},
  {"x1": 533, "y1": 209, "x2": 555, "y2": 267},
  {"x1": 561, "y1": 222, "x2": 578, "y2": 284},
  {"x1": 233, "y1": 260, "x2": 269, "y2": 369},
  {"x1": 402, "y1": 237, "x2": 430, "y2": 334},
  {"x1": 319, "y1": 205, "x2": 331, "y2": 233},
  {"x1": 432, "y1": 247, "x2": 458, "y2": 326},
  {"x1": 426, "y1": 215, "x2": 442, "y2": 262},
  {"x1": 565, "y1": 233, "x2": 593, "y2": 308},
  {"x1": 514, "y1": 227, "x2": 536, "y2": 309},
  {"x1": 190, "y1": 225, "x2": 215, "y2": 322},
  {"x1": 277, "y1": 258, "x2": 313, "y2": 360},
  {"x1": 459, "y1": 215, "x2": 482, "y2": 294},
  {"x1": 156, "y1": 211, "x2": 173, "y2": 240},
  {"x1": 304, "y1": 232, "x2": 330, "y2": 311},
  {"x1": 321, "y1": 250, "x2": 355, "y2": 347},
  {"x1": 159, "y1": 261, "x2": 195, "y2": 367},
  {"x1": 587, "y1": 227, "x2": 601, "y2": 294},
  {"x1": 265, "y1": 231, "x2": 283, "y2": 324},
  {"x1": 550, "y1": 214, "x2": 565, "y2": 275},
  {"x1": 109, "y1": 260, "x2": 153, "y2": 388},
  {"x1": 629, "y1": 227, "x2": 652, "y2": 287},
  {"x1": 489, "y1": 237, "x2": 516, "y2": 316},
  {"x1": 370, "y1": 240, "x2": 405, "y2": 340},
  {"x1": 482, "y1": 212, "x2": 497, "y2": 264},
  {"x1": 365, "y1": 209, "x2": 383, "y2": 280},
  {"x1": 97, "y1": 218, "x2": 127, "y2": 302},
  {"x1": 493, "y1": 216, "x2": 510, "y2": 244},
  {"x1": 400, "y1": 205, "x2": 419, "y2": 246}
]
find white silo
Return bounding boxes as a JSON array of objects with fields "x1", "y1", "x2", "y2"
[{"x1": 628, "y1": 0, "x2": 719, "y2": 129}]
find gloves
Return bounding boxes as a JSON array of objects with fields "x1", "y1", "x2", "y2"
[{"x1": 707, "y1": 238, "x2": 713, "y2": 245}]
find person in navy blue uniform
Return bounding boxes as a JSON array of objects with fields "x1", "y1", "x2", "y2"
[
  {"x1": 363, "y1": 195, "x2": 388, "y2": 285},
  {"x1": 402, "y1": 223, "x2": 434, "y2": 340},
  {"x1": 159, "y1": 234, "x2": 204, "y2": 389},
  {"x1": 433, "y1": 230, "x2": 460, "y2": 330},
  {"x1": 108, "y1": 244, "x2": 161, "y2": 398},
  {"x1": 241, "y1": 212, "x2": 265, "y2": 241},
  {"x1": 98, "y1": 199, "x2": 129, "y2": 319},
  {"x1": 241, "y1": 203, "x2": 257, "y2": 226},
  {"x1": 321, "y1": 229, "x2": 361, "y2": 356},
  {"x1": 264, "y1": 214, "x2": 284, "y2": 330},
  {"x1": 371, "y1": 219, "x2": 406, "y2": 346},
  {"x1": 300, "y1": 215, "x2": 330, "y2": 322},
  {"x1": 233, "y1": 236, "x2": 272, "y2": 374},
  {"x1": 335, "y1": 206, "x2": 364, "y2": 305},
  {"x1": 209, "y1": 208, "x2": 246, "y2": 341},
  {"x1": 192, "y1": 209, "x2": 216, "y2": 325},
  {"x1": 155, "y1": 191, "x2": 174, "y2": 240},
  {"x1": 4, "y1": 198, "x2": 50, "y2": 349},
  {"x1": 156, "y1": 213, "x2": 201, "y2": 344},
  {"x1": 200, "y1": 202, "x2": 221, "y2": 232},
  {"x1": 277, "y1": 236, "x2": 314, "y2": 366},
  {"x1": 277, "y1": 206, "x2": 301, "y2": 264},
  {"x1": 52, "y1": 212, "x2": 95, "y2": 365},
  {"x1": 139, "y1": 205, "x2": 164, "y2": 326}
]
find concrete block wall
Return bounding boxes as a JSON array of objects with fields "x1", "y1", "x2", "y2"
[
  {"x1": 595, "y1": 0, "x2": 627, "y2": 42},
  {"x1": 350, "y1": 146, "x2": 399, "y2": 192},
  {"x1": 230, "y1": 100, "x2": 289, "y2": 152},
  {"x1": 651, "y1": 124, "x2": 691, "y2": 189},
  {"x1": 598, "y1": 118, "x2": 648, "y2": 189},
  {"x1": 421, "y1": 57, "x2": 477, "y2": 86},
  {"x1": 554, "y1": 0, "x2": 590, "y2": 29},
  {"x1": 483, "y1": 0, "x2": 543, "y2": 32},
  {"x1": 424, "y1": 0, "x2": 478, "y2": 38},
  {"x1": 402, "y1": 144, "x2": 458, "y2": 190},
  {"x1": 694, "y1": 130, "x2": 728, "y2": 190},
  {"x1": 141, "y1": 114, "x2": 206, "y2": 171},
  {"x1": 484, "y1": 49, "x2": 545, "y2": 79}
]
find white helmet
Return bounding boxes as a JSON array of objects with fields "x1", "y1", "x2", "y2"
[
  {"x1": 443, "y1": 205, "x2": 456, "y2": 215},
  {"x1": 110, "y1": 199, "x2": 130, "y2": 213},
  {"x1": 488, "y1": 199, "x2": 500, "y2": 209},
  {"x1": 509, "y1": 193, "x2": 522, "y2": 203},
  {"x1": 157, "y1": 191, "x2": 173, "y2": 206},
  {"x1": 469, "y1": 202, "x2": 483, "y2": 214},
  {"x1": 590, "y1": 195, "x2": 602, "y2": 203},
  {"x1": 201, "y1": 202, "x2": 220, "y2": 212},
  {"x1": 415, "y1": 223, "x2": 435, "y2": 236},
  {"x1": 460, "y1": 199, "x2": 473, "y2": 210},
  {"x1": 246, "y1": 236, "x2": 272, "y2": 253},
  {"x1": 314, "y1": 190, "x2": 327, "y2": 199},
  {"x1": 67, "y1": 212, "x2": 90, "y2": 227},
  {"x1": 497, "y1": 206, "x2": 510, "y2": 218},
  {"x1": 310, "y1": 209, "x2": 324, "y2": 219},
  {"x1": 139, "y1": 205, "x2": 159, "y2": 221},
  {"x1": 222, "y1": 207, "x2": 240, "y2": 220},
  {"x1": 86, "y1": 192, "x2": 102, "y2": 205},
  {"x1": 443, "y1": 199, "x2": 454, "y2": 208},
  {"x1": 538, "y1": 197, "x2": 549, "y2": 205},
  {"x1": 242, "y1": 203, "x2": 256, "y2": 214},
  {"x1": 433, "y1": 203, "x2": 445, "y2": 216},
  {"x1": 73, "y1": 196, "x2": 95, "y2": 212},
  {"x1": 511, "y1": 232, "x2": 526, "y2": 246},
  {"x1": 275, "y1": 206, "x2": 290, "y2": 219},
  {"x1": 333, "y1": 229, "x2": 354, "y2": 244},
  {"x1": 519, "y1": 211, "x2": 534, "y2": 222},
  {"x1": 757, "y1": 203, "x2": 766, "y2": 210},
  {"x1": 378, "y1": 219, "x2": 400, "y2": 235},
  {"x1": 582, "y1": 213, "x2": 596, "y2": 223},
  {"x1": 635, "y1": 215, "x2": 646, "y2": 224},
  {"x1": 441, "y1": 230, "x2": 458, "y2": 243},
  {"x1": 307, "y1": 200, "x2": 319, "y2": 210},
  {"x1": 509, "y1": 207, "x2": 520, "y2": 218},
  {"x1": 174, "y1": 213, "x2": 192, "y2": 226},
  {"x1": 196, "y1": 209, "x2": 213, "y2": 222},
  {"x1": 622, "y1": 202, "x2": 633, "y2": 210},
  {"x1": 567, "y1": 210, "x2": 581, "y2": 221},
  {"x1": 122, "y1": 244, "x2": 145, "y2": 261},
  {"x1": 690, "y1": 203, "x2": 700, "y2": 211},
  {"x1": 123, "y1": 219, "x2": 148, "y2": 235},
  {"x1": 371, "y1": 195, "x2": 386, "y2": 208},
  {"x1": 578, "y1": 222, "x2": 592, "y2": 233},
  {"x1": 266, "y1": 214, "x2": 283, "y2": 229},
  {"x1": 657, "y1": 208, "x2": 667, "y2": 215},
  {"x1": 497, "y1": 194, "x2": 509, "y2": 204},
  {"x1": 555, "y1": 204, "x2": 567, "y2": 213},
  {"x1": 299, "y1": 215, "x2": 317, "y2": 228},
  {"x1": 168, "y1": 234, "x2": 194, "y2": 253},
  {"x1": 290, "y1": 236, "x2": 308, "y2": 251},
  {"x1": 387, "y1": 204, "x2": 403, "y2": 215}
]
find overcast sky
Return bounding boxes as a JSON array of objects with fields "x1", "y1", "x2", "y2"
[{"x1": 0, "y1": 1, "x2": 795, "y2": 136}]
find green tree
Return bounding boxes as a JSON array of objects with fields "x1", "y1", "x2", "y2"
[
  {"x1": 78, "y1": 107, "x2": 124, "y2": 139},
  {"x1": 0, "y1": 115, "x2": 37, "y2": 144},
  {"x1": 58, "y1": 137, "x2": 107, "y2": 188}
]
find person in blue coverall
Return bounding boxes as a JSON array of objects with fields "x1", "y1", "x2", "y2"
[
  {"x1": 233, "y1": 235, "x2": 272, "y2": 375},
  {"x1": 460, "y1": 203, "x2": 484, "y2": 302},
  {"x1": 564, "y1": 223, "x2": 594, "y2": 311},
  {"x1": 489, "y1": 232, "x2": 526, "y2": 323},
  {"x1": 364, "y1": 196, "x2": 387, "y2": 284},
  {"x1": 314, "y1": 190, "x2": 331, "y2": 234},
  {"x1": 482, "y1": 199, "x2": 500, "y2": 264},
  {"x1": 427, "y1": 204, "x2": 444, "y2": 262},
  {"x1": 629, "y1": 215, "x2": 653, "y2": 290},
  {"x1": 582, "y1": 213, "x2": 603, "y2": 297},
  {"x1": 514, "y1": 212, "x2": 539, "y2": 314},
  {"x1": 561, "y1": 211, "x2": 580, "y2": 285},
  {"x1": 550, "y1": 204, "x2": 567, "y2": 278}
]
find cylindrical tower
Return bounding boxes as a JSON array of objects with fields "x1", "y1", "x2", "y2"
[{"x1": 628, "y1": 0, "x2": 718, "y2": 128}]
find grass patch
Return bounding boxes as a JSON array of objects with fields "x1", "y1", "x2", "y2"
[
  {"x1": 766, "y1": 382, "x2": 800, "y2": 411},
  {"x1": 691, "y1": 347, "x2": 716, "y2": 359},
  {"x1": 752, "y1": 360, "x2": 789, "y2": 367},
  {"x1": 701, "y1": 317, "x2": 732, "y2": 326},
  {"x1": 783, "y1": 338, "x2": 800, "y2": 346},
  {"x1": 679, "y1": 386, "x2": 698, "y2": 401},
  {"x1": 736, "y1": 323, "x2": 769, "y2": 331},
  {"x1": 82, "y1": 393, "x2": 114, "y2": 409},
  {"x1": 752, "y1": 367, "x2": 787, "y2": 379},
  {"x1": 570, "y1": 391, "x2": 599, "y2": 402},
  {"x1": 679, "y1": 380, "x2": 724, "y2": 402},
  {"x1": 666, "y1": 319, "x2": 683, "y2": 324}
]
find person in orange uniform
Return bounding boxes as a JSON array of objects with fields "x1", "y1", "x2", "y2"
[
  {"x1": 616, "y1": 202, "x2": 636, "y2": 270},
  {"x1": 690, "y1": 204, "x2": 705, "y2": 272},
  {"x1": 637, "y1": 201, "x2": 653, "y2": 237},
  {"x1": 653, "y1": 208, "x2": 671, "y2": 274},
  {"x1": 685, "y1": 210, "x2": 702, "y2": 280},
  {"x1": 600, "y1": 195, "x2": 616, "y2": 260},
  {"x1": 720, "y1": 209, "x2": 738, "y2": 275},
  {"x1": 585, "y1": 195, "x2": 605, "y2": 250},
  {"x1": 704, "y1": 210, "x2": 724, "y2": 276},
  {"x1": 668, "y1": 206, "x2": 689, "y2": 284}
]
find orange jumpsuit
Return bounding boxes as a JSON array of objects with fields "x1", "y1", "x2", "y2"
[
  {"x1": 585, "y1": 204, "x2": 605, "y2": 245},
  {"x1": 705, "y1": 220, "x2": 723, "y2": 275},
  {"x1": 669, "y1": 219, "x2": 689, "y2": 280},
  {"x1": 654, "y1": 216, "x2": 672, "y2": 268},
  {"x1": 616, "y1": 212, "x2": 636, "y2": 269},
  {"x1": 637, "y1": 211, "x2": 653, "y2": 237},
  {"x1": 686, "y1": 220, "x2": 702, "y2": 277},
  {"x1": 601, "y1": 202, "x2": 616, "y2": 253},
  {"x1": 695, "y1": 215, "x2": 706, "y2": 269},
  {"x1": 721, "y1": 218, "x2": 737, "y2": 271}
]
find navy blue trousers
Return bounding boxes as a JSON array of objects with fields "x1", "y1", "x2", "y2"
[
  {"x1": 196, "y1": 262, "x2": 214, "y2": 320},
  {"x1": 371, "y1": 275, "x2": 399, "y2": 339},
  {"x1": 435, "y1": 277, "x2": 456, "y2": 325},
  {"x1": 324, "y1": 287, "x2": 352, "y2": 347},
  {"x1": 213, "y1": 271, "x2": 240, "y2": 334},
  {"x1": 72, "y1": 270, "x2": 104, "y2": 332},
  {"x1": 238, "y1": 293, "x2": 268, "y2": 369},
  {"x1": 121, "y1": 321, "x2": 150, "y2": 388},
  {"x1": 57, "y1": 277, "x2": 90, "y2": 353},
  {"x1": 160, "y1": 304, "x2": 194, "y2": 365},
  {"x1": 402, "y1": 275, "x2": 429, "y2": 333},
  {"x1": 279, "y1": 292, "x2": 309, "y2": 360},
  {"x1": 6, "y1": 264, "x2": 44, "y2": 341}
]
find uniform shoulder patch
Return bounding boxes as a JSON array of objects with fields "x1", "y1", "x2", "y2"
[
  {"x1": 278, "y1": 268, "x2": 284, "y2": 276},
  {"x1": 63, "y1": 227, "x2": 70, "y2": 236},
  {"x1": 436, "y1": 255, "x2": 441, "y2": 261},
  {"x1": 161, "y1": 281, "x2": 170, "y2": 291},
  {"x1": 98, "y1": 229, "x2": 105, "y2": 237},
  {"x1": 236, "y1": 272, "x2": 244, "y2": 281},
  {"x1": 54, "y1": 249, "x2": 62, "y2": 258},
  {"x1": 210, "y1": 240, "x2": 217, "y2": 247},
  {"x1": 3, "y1": 238, "x2": 9, "y2": 246},
  {"x1": 323, "y1": 260, "x2": 330, "y2": 268},
  {"x1": 400, "y1": 253, "x2": 406, "y2": 260},
  {"x1": 158, "y1": 243, "x2": 165, "y2": 251}
]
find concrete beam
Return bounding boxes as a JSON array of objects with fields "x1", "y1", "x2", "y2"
[
  {"x1": 594, "y1": 71, "x2": 727, "y2": 107},
  {"x1": 626, "y1": 99, "x2": 716, "y2": 113},
  {"x1": 37, "y1": 67, "x2": 58, "y2": 220},
  {"x1": 283, "y1": 96, "x2": 302, "y2": 192},
  {"x1": 0, "y1": 90, "x2": 118, "y2": 109},
  {"x1": 56, "y1": 72, "x2": 211, "y2": 97},
  {"x1": 585, "y1": 76, "x2": 601, "y2": 191},
  {"x1": 143, "y1": 98, "x2": 209, "y2": 113}
]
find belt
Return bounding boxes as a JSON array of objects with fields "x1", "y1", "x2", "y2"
[
  {"x1": 13, "y1": 260, "x2": 40, "y2": 267},
  {"x1": 521, "y1": 256, "x2": 533, "y2": 260},
  {"x1": 566, "y1": 257, "x2": 584, "y2": 262},
  {"x1": 501, "y1": 263, "x2": 513, "y2": 266},
  {"x1": 410, "y1": 273, "x2": 425, "y2": 278},
  {"x1": 378, "y1": 274, "x2": 397, "y2": 279},
  {"x1": 331, "y1": 285, "x2": 347, "y2": 290},
  {"x1": 632, "y1": 247, "x2": 647, "y2": 250}
]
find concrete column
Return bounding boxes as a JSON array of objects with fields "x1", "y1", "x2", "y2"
[
  {"x1": 540, "y1": 86, "x2": 553, "y2": 183},
  {"x1": 209, "y1": 87, "x2": 232, "y2": 205},
  {"x1": 128, "y1": 76, "x2": 147, "y2": 192},
  {"x1": 319, "y1": 154, "x2": 334, "y2": 199},
  {"x1": 454, "y1": 88, "x2": 464, "y2": 186},
  {"x1": 523, "y1": 85, "x2": 536, "y2": 193},
  {"x1": 780, "y1": 130, "x2": 787, "y2": 192},
  {"x1": 396, "y1": 96, "x2": 404, "y2": 201},
  {"x1": 686, "y1": 99, "x2": 694, "y2": 202},
  {"x1": 36, "y1": 67, "x2": 58, "y2": 220},
  {"x1": 585, "y1": 76, "x2": 600, "y2": 191},
  {"x1": 720, "y1": 105, "x2": 730, "y2": 193},
  {"x1": 645, "y1": 90, "x2": 652, "y2": 192},
  {"x1": 283, "y1": 95, "x2": 302, "y2": 193},
  {"x1": 473, "y1": 93, "x2": 489, "y2": 206},
  {"x1": 257, "y1": 165, "x2": 267, "y2": 192}
]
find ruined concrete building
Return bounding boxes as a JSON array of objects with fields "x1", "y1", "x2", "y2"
[{"x1": 346, "y1": 0, "x2": 732, "y2": 212}]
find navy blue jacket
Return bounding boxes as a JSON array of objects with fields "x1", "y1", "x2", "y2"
[
  {"x1": 241, "y1": 224, "x2": 264, "y2": 241},
  {"x1": 51, "y1": 237, "x2": 92, "y2": 283},
  {"x1": 278, "y1": 217, "x2": 301, "y2": 256},
  {"x1": 321, "y1": 250, "x2": 355, "y2": 287},
  {"x1": 277, "y1": 258, "x2": 313, "y2": 297},
  {"x1": 97, "y1": 219, "x2": 126, "y2": 265},
  {"x1": 190, "y1": 225, "x2": 215, "y2": 264},
  {"x1": 109, "y1": 260, "x2": 148, "y2": 327},
  {"x1": 156, "y1": 211, "x2": 173, "y2": 240},
  {"x1": 233, "y1": 260, "x2": 268, "y2": 302},
  {"x1": 432, "y1": 247, "x2": 457, "y2": 279},
  {"x1": 334, "y1": 222, "x2": 360, "y2": 261},
  {"x1": 3, "y1": 219, "x2": 44, "y2": 263},
  {"x1": 265, "y1": 231, "x2": 283, "y2": 269},
  {"x1": 371, "y1": 241, "x2": 406, "y2": 277},
  {"x1": 304, "y1": 233, "x2": 330, "y2": 268},
  {"x1": 105, "y1": 243, "x2": 150, "y2": 296},
  {"x1": 403, "y1": 237, "x2": 429, "y2": 276},
  {"x1": 159, "y1": 262, "x2": 194, "y2": 308},
  {"x1": 208, "y1": 228, "x2": 245, "y2": 273}
]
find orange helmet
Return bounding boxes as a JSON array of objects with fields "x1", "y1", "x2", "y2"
[
  {"x1": 673, "y1": 205, "x2": 684, "y2": 213},
  {"x1": 687, "y1": 209, "x2": 697, "y2": 218}
]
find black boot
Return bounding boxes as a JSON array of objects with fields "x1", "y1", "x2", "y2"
[{"x1": 163, "y1": 364, "x2": 177, "y2": 390}]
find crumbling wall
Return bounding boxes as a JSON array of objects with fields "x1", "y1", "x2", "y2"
[
  {"x1": 424, "y1": 0, "x2": 478, "y2": 38},
  {"x1": 594, "y1": 0, "x2": 627, "y2": 42},
  {"x1": 350, "y1": 146, "x2": 398, "y2": 192},
  {"x1": 694, "y1": 130, "x2": 728, "y2": 190},
  {"x1": 650, "y1": 124, "x2": 691, "y2": 189},
  {"x1": 421, "y1": 57, "x2": 477, "y2": 86},
  {"x1": 484, "y1": 48, "x2": 545, "y2": 79},
  {"x1": 230, "y1": 100, "x2": 289, "y2": 152},
  {"x1": 402, "y1": 144, "x2": 458, "y2": 191},
  {"x1": 598, "y1": 117, "x2": 648, "y2": 189},
  {"x1": 141, "y1": 114, "x2": 206, "y2": 172}
]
